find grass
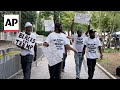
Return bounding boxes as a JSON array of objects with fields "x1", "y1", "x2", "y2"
[
  {"x1": 104, "y1": 48, "x2": 120, "y2": 53},
  {"x1": 97, "y1": 58, "x2": 109, "y2": 64}
]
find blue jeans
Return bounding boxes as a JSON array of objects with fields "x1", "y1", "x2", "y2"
[
  {"x1": 21, "y1": 54, "x2": 33, "y2": 79},
  {"x1": 74, "y1": 52, "x2": 83, "y2": 77}
]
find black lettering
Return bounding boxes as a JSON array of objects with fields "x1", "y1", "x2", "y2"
[
  {"x1": 32, "y1": 39, "x2": 35, "y2": 43},
  {"x1": 24, "y1": 34, "x2": 28, "y2": 41},
  {"x1": 19, "y1": 41, "x2": 23, "y2": 46},
  {"x1": 23, "y1": 40, "x2": 28, "y2": 45},
  {"x1": 26, "y1": 44, "x2": 31, "y2": 50},
  {"x1": 22, "y1": 42, "x2": 25, "y2": 48},
  {"x1": 5, "y1": 19, "x2": 11, "y2": 26},
  {"x1": 18, "y1": 33, "x2": 23, "y2": 38},
  {"x1": 30, "y1": 45, "x2": 33, "y2": 50},
  {"x1": 12, "y1": 19, "x2": 18, "y2": 26},
  {"x1": 16, "y1": 39, "x2": 20, "y2": 45},
  {"x1": 30, "y1": 38, "x2": 33, "y2": 42},
  {"x1": 28, "y1": 37, "x2": 30, "y2": 41}
]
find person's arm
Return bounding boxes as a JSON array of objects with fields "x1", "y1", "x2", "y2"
[
  {"x1": 34, "y1": 43, "x2": 37, "y2": 61},
  {"x1": 85, "y1": 24, "x2": 90, "y2": 36},
  {"x1": 70, "y1": 19, "x2": 75, "y2": 35},
  {"x1": 97, "y1": 38, "x2": 103, "y2": 60},
  {"x1": 65, "y1": 44, "x2": 77, "y2": 53},
  {"x1": 82, "y1": 45, "x2": 86, "y2": 56},
  {"x1": 98, "y1": 46, "x2": 103, "y2": 60}
]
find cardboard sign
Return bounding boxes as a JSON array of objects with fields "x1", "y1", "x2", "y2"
[
  {"x1": 74, "y1": 13, "x2": 90, "y2": 24},
  {"x1": 4, "y1": 15, "x2": 19, "y2": 32},
  {"x1": 15, "y1": 32, "x2": 36, "y2": 51},
  {"x1": 44, "y1": 20, "x2": 54, "y2": 31},
  {"x1": 41, "y1": 43, "x2": 63, "y2": 66}
]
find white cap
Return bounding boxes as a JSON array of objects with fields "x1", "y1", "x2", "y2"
[{"x1": 25, "y1": 22, "x2": 32, "y2": 27}]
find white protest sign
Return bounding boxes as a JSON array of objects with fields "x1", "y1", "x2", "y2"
[
  {"x1": 74, "y1": 13, "x2": 90, "y2": 24},
  {"x1": 41, "y1": 43, "x2": 63, "y2": 66},
  {"x1": 4, "y1": 15, "x2": 19, "y2": 32},
  {"x1": 15, "y1": 32, "x2": 36, "y2": 51},
  {"x1": 44, "y1": 20, "x2": 54, "y2": 31}
]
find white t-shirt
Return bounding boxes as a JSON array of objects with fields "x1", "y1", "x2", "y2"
[
  {"x1": 45, "y1": 32, "x2": 68, "y2": 59},
  {"x1": 20, "y1": 32, "x2": 36, "y2": 56},
  {"x1": 84, "y1": 37, "x2": 102, "y2": 59},
  {"x1": 73, "y1": 33, "x2": 87, "y2": 52}
]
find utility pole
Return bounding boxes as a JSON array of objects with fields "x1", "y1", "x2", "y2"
[{"x1": 19, "y1": 11, "x2": 21, "y2": 32}]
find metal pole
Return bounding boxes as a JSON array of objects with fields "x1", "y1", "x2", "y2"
[{"x1": 19, "y1": 11, "x2": 21, "y2": 32}]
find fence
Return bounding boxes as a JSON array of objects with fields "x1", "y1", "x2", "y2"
[{"x1": 0, "y1": 47, "x2": 44, "y2": 79}]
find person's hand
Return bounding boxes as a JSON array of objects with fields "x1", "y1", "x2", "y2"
[
  {"x1": 33, "y1": 56, "x2": 37, "y2": 61},
  {"x1": 100, "y1": 54, "x2": 103, "y2": 60},
  {"x1": 21, "y1": 46, "x2": 25, "y2": 49},
  {"x1": 43, "y1": 42, "x2": 49, "y2": 47},
  {"x1": 81, "y1": 55, "x2": 84, "y2": 61}
]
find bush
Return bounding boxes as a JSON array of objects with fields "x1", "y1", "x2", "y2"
[{"x1": 36, "y1": 30, "x2": 51, "y2": 36}]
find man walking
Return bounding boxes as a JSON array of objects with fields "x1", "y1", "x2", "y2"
[
  {"x1": 43, "y1": 23, "x2": 76, "y2": 79},
  {"x1": 70, "y1": 20, "x2": 90, "y2": 79},
  {"x1": 83, "y1": 29, "x2": 103, "y2": 79},
  {"x1": 17, "y1": 22, "x2": 37, "y2": 79}
]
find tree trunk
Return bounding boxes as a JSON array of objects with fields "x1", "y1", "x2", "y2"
[
  {"x1": 102, "y1": 29, "x2": 106, "y2": 52},
  {"x1": 54, "y1": 11, "x2": 60, "y2": 24}
]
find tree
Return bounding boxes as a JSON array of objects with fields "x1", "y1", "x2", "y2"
[
  {"x1": 21, "y1": 11, "x2": 37, "y2": 31},
  {"x1": 90, "y1": 11, "x2": 120, "y2": 50}
]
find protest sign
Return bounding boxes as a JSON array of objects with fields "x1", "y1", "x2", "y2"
[
  {"x1": 74, "y1": 13, "x2": 90, "y2": 24},
  {"x1": 41, "y1": 43, "x2": 63, "y2": 66},
  {"x1": 44, "y1": 20, "x2": 54, "y2": 31},
  {"x1": 15, "y1": 32, "x2": 36, "y2": 51}
]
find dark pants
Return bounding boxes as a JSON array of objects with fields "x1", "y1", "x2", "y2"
[
  {"x1": 62, "y1": 53, "x2": 67, "y2": 70},
  {"x1": 21, "y1": 54, "x2": 33, "y2": 79},
  {"x1": 87, "y1": 58, "x2": 97, "y2": 79},
  {"x1": 48, "y1": 62, "x2": 63, "y2": 79}
]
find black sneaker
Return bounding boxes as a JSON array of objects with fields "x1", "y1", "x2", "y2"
[{"x1": 76, "y1": 77, "x2": 79, "y2": 79}]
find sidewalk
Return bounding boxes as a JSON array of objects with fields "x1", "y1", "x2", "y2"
[{"x1": 12, "y1": 51, "x2": 110, "y2": 79}]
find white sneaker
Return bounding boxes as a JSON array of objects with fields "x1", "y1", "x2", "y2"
[{"x1": 76, "y1": 75, "x2": 80, "y2": 79}]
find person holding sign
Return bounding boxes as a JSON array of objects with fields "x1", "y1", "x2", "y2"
[
  {"x1": 82, "y1": 29, "x2": 103, "y2": 79},
  {"x1": 16, "y1": 22, "x2": 37, "y2": 79},
  {"x1": 43, "y1": 23, "x2": 77, "y2": 79},
  {"x1": 70, "y1": 20, "x2": 90, "y2": 79}
]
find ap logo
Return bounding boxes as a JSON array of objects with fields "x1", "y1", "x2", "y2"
[{"x1": 4, "y1": 15, "x2": 19, "y2": 32}]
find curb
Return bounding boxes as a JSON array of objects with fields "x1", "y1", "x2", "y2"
[{"x1": 96, "y1": 63, "x2": 117, "y2": 79}]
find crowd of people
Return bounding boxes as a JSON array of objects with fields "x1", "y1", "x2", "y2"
[{"x1": 16, "y1": 20, "x2": 103, "y2": 79}]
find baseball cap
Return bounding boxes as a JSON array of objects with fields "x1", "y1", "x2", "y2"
[{"x1": 25, "y1": 22, "x2": 32, "y2": 27}]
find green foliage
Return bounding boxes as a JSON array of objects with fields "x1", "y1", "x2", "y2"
[
  {"x1": 21, "y1": 11, "x2": 37, "y2": 31},
  {"x1": 60, "y1": 11, "x2": 88, "y2": 32},
  {"x1": 90, "y1": 11, "x2": 120, "y2": 33},
  {"x1": 104, "y1": 48, "x2": 119, "y2": 53}
]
